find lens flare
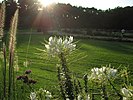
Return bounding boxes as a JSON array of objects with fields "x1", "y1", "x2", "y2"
[{"x1": 38, "y1": 0, "x2": 56, "y2": 7}]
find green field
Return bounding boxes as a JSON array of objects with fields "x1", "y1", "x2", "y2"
[{"x1": 16, "y1": 34, "x2": 133, "y2": 94}]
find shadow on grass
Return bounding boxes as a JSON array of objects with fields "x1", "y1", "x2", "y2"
[{"x1": 80, "y1": 38, "x2": 133, "y2": 55}]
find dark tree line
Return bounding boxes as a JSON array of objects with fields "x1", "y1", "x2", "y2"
[{"x1": 2, "y1": 0, "x2": 133, "y2": 30}]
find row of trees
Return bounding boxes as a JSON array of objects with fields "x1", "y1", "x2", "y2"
[{"x1": 2, "y1": 0, "x2": 133, "y2": 30}]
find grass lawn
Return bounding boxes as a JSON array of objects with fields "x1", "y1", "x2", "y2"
[{"x1": 16, "y1": 33, "x2": 133, "y2": 95}]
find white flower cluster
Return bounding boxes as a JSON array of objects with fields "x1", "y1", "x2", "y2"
[
  {"x1": 121, "y1": 88, "x2": 133, "y2": 100},
  {"x1": 30, "y1": 88, "x2": 52, "y2": 100},
  {"x1": 45, "y1": 36, "x2": 76, "y2": 57},
  {"x1": 89, "y1": 67, "x2": 117, "y2": 83},
  {"x1": 43, "y1": 89, "x2": 52, "y2": 99}
]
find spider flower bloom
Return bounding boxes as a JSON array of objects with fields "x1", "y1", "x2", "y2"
[
  {"x1": 89, "y1": 67, "x2": 105, "y2": 81},
  {"x1": 45, "y1": 36, "x2": 76, "y2": 57},
  {"x1": 89, "y1": 67, "x2": 117, "y2": 82}
]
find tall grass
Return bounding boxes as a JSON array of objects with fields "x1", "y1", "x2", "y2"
[
  {"x1": 8, "y1": 8, "x2": 19, "y2": 100},
  {"x1": 0, "y1": 2, "x2": 19, "y2": 99},
  {"x1": 0, "y1": 1, "x2": 5, "y2": 41},
  {"x1": 0, "y1": 1, "x2": 6, "y2": 99}
]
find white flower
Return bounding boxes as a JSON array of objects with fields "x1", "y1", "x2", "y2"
[
  {"x1": 69, "y1": 36, "x2": 73, "y2": 43},
  {"x1": 49, "y1": 36, "x2": 53, "y2": 41},
  {"x1": 121, "y1": 88, "x2": 133, "y2": 97},
  {"x1": 89, "y1": 67, "x2": 106, "y2": 81},
  {"x1": 46, "y1": 90, "x2": 50, "y2": 94},
  {"x1": 45, "y1": 36, "x2": 76, "y2": 57},
  {"x1": 43, "y1": 89, "x2": 47, "y2": 93},
  {"x1": 30, "y1": 92, "x2": 36, "y2": 100},
  {"x1": 77, "y1": 94, "x2": 83, "y2": 100},
  {"x1": 107, "y1": 68, "x2": 117, "y2": 78},
  {"x1": 89, "y1": 67, "x2": 117, "y2": 83},
  {"x1": 86, "y1": 94, "x2": 91, "y2": 100},
  {"x1": 99, "y1": 67, "x2": 106, "y2": 73},
  {"x1": 45, "y1": 90, "x2": 52, "y2": 99},
  {"x1": 92, "y1": 68, "x2": 99, "y2": 74},
  {"x1": 45, "y1": 44, "x2": 49, "y2": 50},
  {"x1": 123, "y1": 97, "x2": 128, "y2": 100}
]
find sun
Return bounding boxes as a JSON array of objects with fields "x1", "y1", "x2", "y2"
[{"x1": 38, "y1": 0, "x2": 56, "y2": 7}]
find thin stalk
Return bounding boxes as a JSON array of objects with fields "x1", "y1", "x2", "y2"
[
  {"x1": 125, "y1": 67, "x2": 129, "y2": 86},
  {"x1": 57, "y1": 66, "x2": 66, "y2": 100},
  {"x1": 108, "y1": 79, "x2": 123, "y2": 100},
  {"x1": 8, "y1": 52, "x2": 14, "y2": 100},
  {"x1": 3, "y1": 43, "x2": 6, "y2": 99},
  {"x1": 60, "y1": 53, "x2": 74, "y2": 100},
  {"x1": 25, "y1": 32, "x2": 32, "y2": 67},
  {"x1": 92, "y1": 93, "x2": 95, "y2": 100},
  {"x1": 12, "y1": 62, "x2": 15, "y2": 100},
  {"x1": 83, "y1": 74, "x2": 88, "y2": 93},
  {"x1": 101, "y1": 85, "x2": 108, "y2": 100},
  {"x1": 0, "y1": 1, "x2": 6, "y2": 99}
]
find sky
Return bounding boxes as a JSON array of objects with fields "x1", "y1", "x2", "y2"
[
  {"x1": 53, "y1": 0, "x2": 133, "y2": 10},
  {"x1": 0, "y1": 0, "x2": 133, "y2": 10}
]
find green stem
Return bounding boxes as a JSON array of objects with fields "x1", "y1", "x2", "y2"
[
  {"x1": 60, "y1": 53, "x2": 74, "y2": 100},
  {"x1": 83, "y1": 74, "x2": 88, "y2": 93},
  {"x1": 57, "y1": 66, "x2": 66, "y2": 100},
  {"x1": 3, "y1": 44, "x2": 6, "y2": 99},
  {"x1": 101, "y1": 85, "x2": 108, "y2": 100},
  {"x1": 8, "y1": 52, "x2": 14, "y2": 100},
  {"x1": 13, "y1": 63, "x2": 15, "y2": 100},
  {"x1": 108, "y1": 79, "x2": 123, "y2": 100},
  {"x1": 25, "y1": 31, "x2": 32, "y2": 67}
]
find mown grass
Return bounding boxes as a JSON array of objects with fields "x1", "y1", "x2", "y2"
[{"x1": 16, "y1": 34, "x2": 133, "y2": 94}]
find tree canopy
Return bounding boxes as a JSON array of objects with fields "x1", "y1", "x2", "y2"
[{"x1": 2, "y1": 0, "x2": 133, "y2": 30}]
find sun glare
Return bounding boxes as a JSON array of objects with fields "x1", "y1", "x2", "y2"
[{"x1": 38, "y1": 0, "x2": 56, "y2": 7}]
